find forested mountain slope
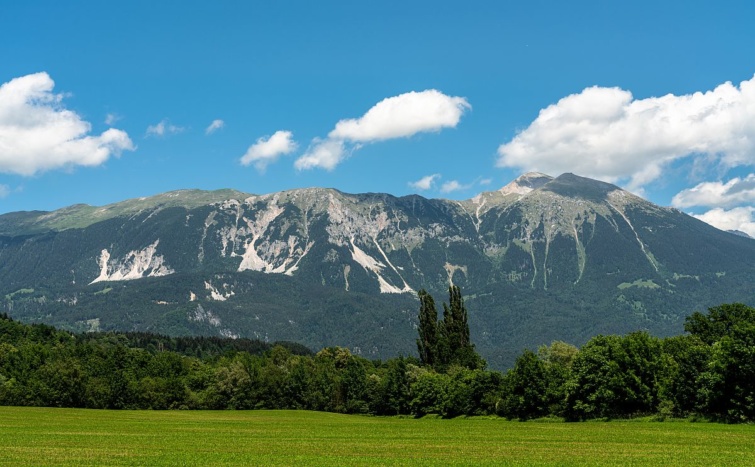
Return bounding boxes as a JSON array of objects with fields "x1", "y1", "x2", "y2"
[{"x1": 2, "y1": 173, "x2": 754, "y2": 368}]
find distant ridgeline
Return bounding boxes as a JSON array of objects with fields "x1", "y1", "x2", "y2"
[
  {"x1": 1, "y1": 173, "x2": 754, "y2": 368},
  {"x1": 1, "y1": 301, "x2": 753, "y2": 422}
]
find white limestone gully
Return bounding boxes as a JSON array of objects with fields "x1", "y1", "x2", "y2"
[
  {"x1": 324, "y1": 194, "x2": 415, "y2": 293},
  {"x1": 326, "y1": 194, "x2": 403, "y2": 246},
  {"x1": 189, "y1": 305, "x2": 220, "y2": 327},
  {"x1": 206, "y1": 195, "x2": 316, "y2": 276},
  {"x1": 90, "y1": 240, "x2": 174, "y2": 284},
  {"x1": 607, "y1": 191, "x2": 660, "y2": 272},
  {"x1": 444, "y1": 262, "x2": 468, "y2": 285},
  {"x1": 349, "y1": 238, "x2": 413, "y2": 294},
  {"x1": 204, "y1": 281, "x2": 234, "y2": 301},
  {"x1": 198, "y1": 211, "x2": 217, "y2": 263},
  {"x1": 188, "y1": 304, "x2": 239, "y2": 339},
  {"x1": 234, "y1": 197, "x2": 315, "y2": 274}
]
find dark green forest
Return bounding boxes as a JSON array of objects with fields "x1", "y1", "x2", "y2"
[{"x1": 1, "y1": 288, "x2": 753, "y2": 423}]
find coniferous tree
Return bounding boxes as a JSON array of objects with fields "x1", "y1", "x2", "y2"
[
  {"x1": 416, "y1": 290, "x2": 439, "y2": 368},
  {"x1": 417, "y1": 286, "x2": 484, "y2": 371},
  {"x1": 442, "y1": 285, "x2": 470, "y2": 356}
]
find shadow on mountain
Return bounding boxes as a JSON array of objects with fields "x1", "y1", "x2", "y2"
[{"x1": 540, "y1": 173, "x2": 621, "y2": 202}]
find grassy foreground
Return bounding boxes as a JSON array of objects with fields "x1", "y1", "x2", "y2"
[{"x1": 0, "y1": 408, "x2": 753, "y2": 466}]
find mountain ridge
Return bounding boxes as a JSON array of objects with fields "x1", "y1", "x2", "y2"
[
  {"x1": 2, "y1": 173, "x2": 753, "y2": 368},
  {"x1": 0, "y1": 172, "x2": 622, "y2": 234}
]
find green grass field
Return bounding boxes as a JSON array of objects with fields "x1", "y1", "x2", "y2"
[{"x1": 0, "y1": 408, "x2": 752, "y2": 466}]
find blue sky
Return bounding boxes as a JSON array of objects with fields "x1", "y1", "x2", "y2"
[{"x1": 2, "y1": 1, "x2": 755, "y2": 235}]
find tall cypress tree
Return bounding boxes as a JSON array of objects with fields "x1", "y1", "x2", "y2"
[
  {"x1": 417, "y1": 286, "x2": 484, "y2": 371},
  {"x1": 416, "y1": 290, "x2": 439, "y2": 367},
  {"x1": 442, "y1": 285, "x2": 470, "y2": 356}
]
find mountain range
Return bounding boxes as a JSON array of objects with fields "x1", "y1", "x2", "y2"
[{"x1": 2, "y1": 172, "x2": 753, "y2": 368}]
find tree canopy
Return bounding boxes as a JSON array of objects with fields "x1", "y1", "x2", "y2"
[
  {"x1": 416, "y1": 286, "x2": 484, "y2": 371},
  {"x1": 2, "y1": 302, "x2": 754, "y2": 422}
]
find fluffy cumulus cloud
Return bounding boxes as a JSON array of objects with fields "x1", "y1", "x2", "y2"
[
  {"x1": 146, "y1": 119, "x2": 183, "y2": 137},
  {"x1": 294, "y1": 139, "x2": 345, "y2": 171},
  {"x1": 671, "y1": 174, "x2": 755, "y2": 236},
  {"x1": 693, "y1": 207, "x2": 755, "y2": 238},
  {"x1": 0, "y1": 184, "x2": 9, "y2": 198},
  {"x1": 672, "y1": 174, "x2": 755, "y2": 208},
  {"x1": 205, "y1": 119, "x2": 224, "y2": 135},
  {"x1": 329, "y1": 90, "x2": 470, "y2": 142},
  {"x1": 240, "y1": 130, "x2": 298, "y2": 171},
  {"x1": 0, "y1": 72, "x2": 134, "y2": 176},
  {"x1": 409, "y1": 173, "x2": 440, "y2": 191},
  {"x1": 497, "y1": 75, "x2": 755, "y2": 190},
  {"x1": 296, "y1": 90, "x2": 470, "y2": 170}
]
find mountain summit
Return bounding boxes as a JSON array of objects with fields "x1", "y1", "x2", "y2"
[
  {"x1": 498, "y1": 171, "x2": 553, "y2": 195},
  {"x1": 2, "y1": 173, "x2": 753, "y2": 368}
]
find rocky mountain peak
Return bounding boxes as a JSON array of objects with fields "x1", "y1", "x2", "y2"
[
  {"x1": 498, "y1": 172, "x2": 554, "y2": 196},
  {"x1": 537, "y1": 173, "x2": 624, "y2": 202}
]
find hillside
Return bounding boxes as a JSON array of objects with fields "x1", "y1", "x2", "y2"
[{"x1": 2, "y1": 173, "x2": 754, "y2": 368}]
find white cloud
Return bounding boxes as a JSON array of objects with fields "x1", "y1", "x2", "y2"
[
  {"x1": 441, "y1": 180, "x2": 471, "y2": 193},
  {"x1": 295, "y1": 89, "x2": 470, "y2": 170},
  {"x1": 104, "y1": 113, "x2": 120, "y2": 125},
  {"x1": 329, "y1": 90, "x2": 470, "y2": 142},
  {"x1": 693, "y1": 207, "x2": 755, "y2": 238},
  {"x1": 497, "y1": 75, "x2": 755, "y2": 190},
  {"x1": 294, "y1": 139, "x2": 345, "y2": 171},
  {"x1": 146, "y1": 119, "x2": 183, "y2": 137},
  {"x1": 205, "y1": 119, "x2": 224, "y2": 135},
  {"x1": 240, "y1": 130, "x2": 297, "y2": 171},
  {"x1": 0, "y1": 184, "x2": 9, "y2": 198},
  {"x1": 409, "y1": 175, "x2": 490, "y2": 193},
  {"x1": 672, "y1": 174, "x2": 755, "y2": 208},
  {"x1": 0, "y1": 72, "x2": 134, "y2": 176},
  {"x1": 409, "y1": 174, "x2": 441, "y2": 191}
]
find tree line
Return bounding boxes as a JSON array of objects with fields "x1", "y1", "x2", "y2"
[{"x1": 0, "y1": 287, "x2": 753, "y2": 422}]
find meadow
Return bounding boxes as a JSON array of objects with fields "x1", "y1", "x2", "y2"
[{"x1": 0, "y1": 408, "x2": 753, "y2": 466}]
